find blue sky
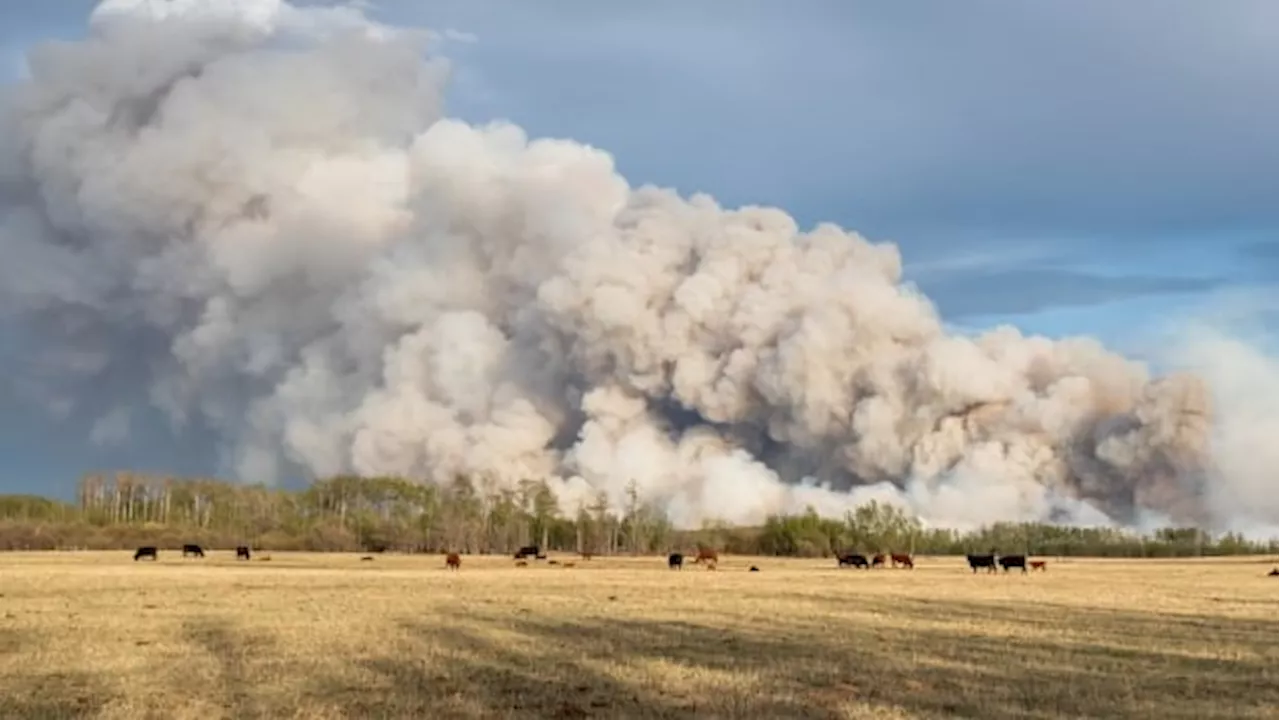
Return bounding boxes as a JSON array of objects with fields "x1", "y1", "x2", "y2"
[{"x1": 0, "y1": 0, "x2": 1276, "y2": 497}]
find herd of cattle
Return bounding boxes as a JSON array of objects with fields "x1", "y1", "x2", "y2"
[
  {"x1": 835, "y1": 551, "x2": 1047, "y2": 573},
  {"x1": 129, "y1": 543, "x2": 1057, "y2": 574},
  {"x1": 131, "y1": 545, "x2": 1280, "y2": 578}
]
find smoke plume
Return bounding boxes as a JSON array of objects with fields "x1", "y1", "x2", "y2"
[{"x1": 1, "y1": 0, "x2": 1275, "y2": 533}]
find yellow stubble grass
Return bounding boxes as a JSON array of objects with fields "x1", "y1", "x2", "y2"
[{"x1": 0, "y1": 552, "x2": 1275, "y2": 720}]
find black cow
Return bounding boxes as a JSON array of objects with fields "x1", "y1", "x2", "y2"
[
  {"x1": 133, "y1": 546, "x2": 158, "y2": 561},
  {"x1": 838, "y1": 553, "x2": 869, "y2": 569},
  {"x1": 999, "y1": 554, "x2": 1028, "y2": 573},
  {"x1": 235, "y1": 546, "x2": 251, "y2": 561},
  {"x1": 1268, "y1": 568, "x2": 1278, "y2": 577},
  {"x1": 966, "y1": 554, "x2": 998, "y2": 573},
  {"x1": 668, "y1": 552, "x2": 684, "y2": 570},
  {"x1": 749, "y1": 566, "x2": 760, "y2": 572},
  {"x1": 182, "y1": 544, "x2": 205, "y2": 558},
  {"x1": 514, "y1": 545, "x2": 541, "y2": 560}
]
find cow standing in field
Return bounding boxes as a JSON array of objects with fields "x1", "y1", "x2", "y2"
[
  {"x1": 999, "y1": 555, "x2": 1028, "y2": 574},
  {"x1": 1029, "y1": 560, "x2": 1047, "y2": 572},
  {"x1": 871, "y1": 553, "x2": 886, "y2": 568},
  {"x1": 514, "y1": 545, "x2": 540, "y2": 560},
  {"x1": 890, "y1": 553, "x2": 914, "y2": 569},
  {"x1": 668, "y1": 553, "x2": 684, "y2": 570},
  {"x1": 1268, "y1": 568, "x2": 1277, "y2": 577},
  {"x1": 235, "y1": 546, "x2": 251, "y2": 561},
  {"x1": 693, "y1": 549, "x2": 719, "y2": 568},
  {"x1": 134, "y1": 546, "x2": 158, "y2": 561},
  {"x1": 445, "y1": 552, "x2": 461, "y2": 570},
  {"x1": 966, "y1": 554, "x2": 997, "y2": 573},
  {"x1": 182, "y1": 544, "x2": 205, "y2": 558},
  {"x1": 838, "y1": 553, "x2": 869, "y2": 569}
]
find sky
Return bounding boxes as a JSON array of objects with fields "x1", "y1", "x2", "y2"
[{"x1": 0, "y1": 0, "x2": 1275, "y2": 499}]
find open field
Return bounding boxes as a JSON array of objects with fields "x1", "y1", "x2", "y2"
[{"x1": 0, "y1": 552, "x2": 1275, "y2": 720}]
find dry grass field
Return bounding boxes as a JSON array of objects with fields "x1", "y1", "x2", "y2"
[{"x1": 0, "y1": 551, "x2": 1275, "y2": 720}]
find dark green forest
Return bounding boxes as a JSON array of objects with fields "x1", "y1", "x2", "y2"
[{"x1": 0, "y1": 472, "x2": 1273, "y2": 558}]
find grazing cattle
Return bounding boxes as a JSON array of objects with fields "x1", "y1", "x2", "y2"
[
  {"x1": 514, "y1": 545, "x2": 540, "y2": 560},
  {"x1": 871, "y1": 553, "x2": 886, "y2": 568},
  {"x1": 966, "y1": 554, "x2": 998, "y2": 573},
  {"x1": 999, "y1": 555, "x2": 1028, "y2": 573},
  {"x1": 548, "y1": 560, "x2": 560, "y2": 566},
  {"x1": 181, "y1": 544, "x2": 205, "y2": 558},
  {"x1": 133, "y1": 546, "x2": 158, "y2": 561},
  {"x1": 1029, "y1": 560, "x2": 1047, "y2": 572},
  {"x1": 235, "y1": 546, "x2": 251, "y2": 561},
  {"x1": 838, "y1": 553, "x2": 870, "y2": 569},
  {"x1": 749, "y1": 566, "x2": 760, "y2": 572},
  {"x1": 580, "y1": 552, "x2": 594, "y2": 561},
  {"x1": 1268, "y1": 568, "x2": 1278, "y2": 577},
  {"x1": 890, "y1": 553, "x2": 914, "y2": 569},
  {"x1": 445, "y1": 552, "x2": 461, "y2": 570},
  {"x1": 360, "y1": 556, "x2": 374, "y2": 561},
  {"x1": 668, "y1": 552, "x2": 684, "y2": 570},
  {"x1": 515, "y1": 560, "x2": 529, "y2": 567},
  {"x1": 693, "y1": 548, "x2": 719, "y2": 565},
  {"x1": 563, "y1": 562, "x2": 576, "y2": 568}
]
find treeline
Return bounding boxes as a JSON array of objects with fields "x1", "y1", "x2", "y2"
[{"x1": 0, "y1": 472, "x2": 1273, "y2": 558}]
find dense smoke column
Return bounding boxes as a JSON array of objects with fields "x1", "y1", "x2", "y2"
[{"x1": 0, "y1": 0, "x2": 1273, "y2": 533}]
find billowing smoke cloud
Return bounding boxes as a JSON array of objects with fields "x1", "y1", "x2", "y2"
[{"x1": 1, "y1": 0, "x2": 1275, "y2": 533}]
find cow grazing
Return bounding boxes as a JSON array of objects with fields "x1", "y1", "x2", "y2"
[
  {"x1": 133, "y1": 546, "x2": 158, "y2": 562},
  {"x1": 580, "y1": 552, "x2": 594, "y2": 561},
  {"x1": 514, "y1": 545, "x2": 540, "y2": 560},
  {"x1": 563, "y1": 562, "x2": 576, "y2": 568},
  {"x1": 890, "y1": 553, "x2": 914, "y2": 569},
  {"x1": 693, "y1": 548, "x2": 719, "y2": 566},
  {"x1": 749, "y1": 566, "x2": 760, "y2": 572},
  {"x1": 966, "y1": 554, "x2": 998, "y2": 573},
  {"x1": 1268, "y1": 568, "x2": 1278, "y2": 577},
  {"x1": 181, "y1": 544, "x2": 205, "y2": 558},
  {"x1": 515, "y1": 560, "x2": 529, "y2": 567},
  {"x1": 360, "y1": 556, "x2": 374, "y2": 561},
  {"x1": 548, "y1": 560, "x2": 560, "y2": 566},
  {"x1": 668, "y1": 552, "x2": 684, "y2": 570},
  {"x1": 999, "y1": 555, "x2": 1028, "y2": 573},
  {"x1": 1029, "y1": 560, "x2": 1047, "y2": 572},
  {"x1": 445, "y1": 552, "x2": 461, "y2": 570},
  {"x1": 871, "y1": 553, "x2": 886, "y2": 568},
  {"x1": 838, "y1": 553, "x2": 869, "y2": 569},
  {"x1": 235, "y1": 546, "x2": 251, "y2": 561}
]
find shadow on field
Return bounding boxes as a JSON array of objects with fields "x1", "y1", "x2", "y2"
[
  {"x1": 0, "y1": 626, "x2": 113, "y2": 719},
  {"x1": 302, "y1": 599, "x2": 1276, "y2": 720},
  {"x1": 182, "y1": 616, "x2": 278, "y2": 719}
]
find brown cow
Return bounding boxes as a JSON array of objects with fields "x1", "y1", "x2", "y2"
[
  {"x1": 692, "y1": 548, "x2": 719, "y2": 566},
  {"x1": 890, "y1": 553, "x2": 914, "y2": 569},
  {"x1": 1030, "y1": 560, "x2": 1047, "y2": 572},
  {"x1": 445, "y1": 552, "x2": 461, "y2": 570},
  {"x1": 580, "y1": 552, "x2": 594, "y2": 561},
  {"x1": 871, "y1": 553, "x2": 886, "y2": 568},
  {"x1": 515, "y1": 560, "x2": 529, "y2": 567}
]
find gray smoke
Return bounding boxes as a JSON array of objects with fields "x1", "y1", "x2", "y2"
[{"x1": 1, "y1": 0, "x2": 1275, "y2": 533}]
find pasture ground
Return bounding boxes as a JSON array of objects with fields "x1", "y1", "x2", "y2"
[{"x1": 0, "y1": 552, "x2": 1275, "y2": 720}]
